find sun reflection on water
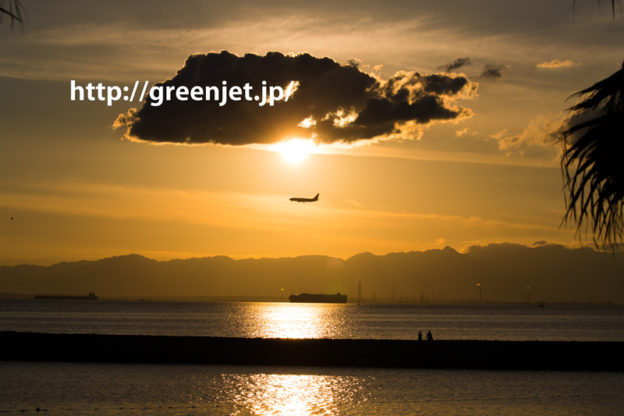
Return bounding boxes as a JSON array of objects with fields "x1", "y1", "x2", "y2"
[
  {"x1": 235, "y1": 302, "x2": 351, "y2": 339},
  {"x1": 257, "y1": 304, "x2": 324, "y2": 338},
  {"x1": 224, "y1": 372, "x2": 367, "y2": 416}
]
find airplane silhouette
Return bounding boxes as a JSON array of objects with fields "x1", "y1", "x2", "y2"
[{"x1": 289, "y1": 193, "x2": 319, "y2": 203}]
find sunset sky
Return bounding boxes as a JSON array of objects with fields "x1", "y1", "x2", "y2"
[{"x1": 1, "y1": 0, "x2": 623, "y2": 265}]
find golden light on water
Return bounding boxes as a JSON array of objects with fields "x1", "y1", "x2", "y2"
[
  {"x1": 225, "y1": 372, "x2": 367, "y2": 415},
  {"x1": 248, "y1": 375, "x2": 333, "y2": 415},
  {"x1": 225, "y1": 303, "x2": 351, "y2": 339},
  {"x1": 255, "y1": 303, "x2": 325, "y2": 338}
]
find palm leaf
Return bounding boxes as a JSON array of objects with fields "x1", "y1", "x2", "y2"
[
  {"x1": 0, "y1": 0, "x2": 23, "y2": 28},
  {"x1": 561, "y1": 62, "x2": 624, "y2": 248}
]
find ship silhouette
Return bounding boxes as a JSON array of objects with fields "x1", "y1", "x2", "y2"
[
  {"x1": 34, "y1": 291, "x2": 98, "y2": 300},
  {"x1": 288, "y1": 292, "x2": 347, "y2": 303}
]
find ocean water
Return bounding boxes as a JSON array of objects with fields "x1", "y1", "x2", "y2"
[
  {"x1": 1, "y1": 361, "x2": 623, "y2": 416},
  {"x1": 1, "y1": 300, "x2": 624, "y2": 341},
  {"x1": 2, "y1": 300, "x2": 624, "y2": 415}
]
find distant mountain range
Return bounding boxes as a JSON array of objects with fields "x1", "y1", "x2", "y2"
[{"x1": 1, "y1": 243, "x2": 623, "y2": 303}]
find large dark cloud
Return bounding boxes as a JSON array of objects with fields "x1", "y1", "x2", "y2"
[
  {"x1": 438, "y1": 57, "x2": 471, "y2": 72},
  {"x1": 115, "y1": 51, "x2": 475, "y2": 145}
]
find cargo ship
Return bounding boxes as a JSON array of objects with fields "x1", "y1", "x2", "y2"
[
  {"x1": 34, "y1": 291, "x2": 98, "y2": 300},
  {"x1": 288, "y1": 293, "x2": 347, "y2": 303}
]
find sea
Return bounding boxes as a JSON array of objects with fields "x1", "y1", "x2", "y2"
[{"x1": 1, "y1": 300, "x2": 624, "y2": 415}]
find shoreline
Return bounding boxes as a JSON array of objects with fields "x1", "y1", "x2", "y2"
[{"x1": 1, "y1": 331, "x2": 623, "y2": 371}]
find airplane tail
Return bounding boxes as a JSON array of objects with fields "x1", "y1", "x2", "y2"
[{"x1": 314, "y1": 193, "x2": 319, "y2": 201}]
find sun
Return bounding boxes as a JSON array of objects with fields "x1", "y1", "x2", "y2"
[{"x1": 274, "y1": 138, "x2": 316, "y2": 164}]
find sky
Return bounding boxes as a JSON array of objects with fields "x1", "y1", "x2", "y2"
[{"x1": 1, "y1": 0, "x2": 623, "y2": 265}]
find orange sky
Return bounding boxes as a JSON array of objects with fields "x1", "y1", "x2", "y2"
[{"x1": 0, "y1": 1, "x2": 622, "y2": 265}]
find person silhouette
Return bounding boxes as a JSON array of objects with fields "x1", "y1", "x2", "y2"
[
  {"x1": 426, "y1": 330, "x2": 433, "y2": 341},
  {"x1": 418, "y1": 331, "x2": 423, "y2": 341}
]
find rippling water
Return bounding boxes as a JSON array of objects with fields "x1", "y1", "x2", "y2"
[
  {"x1": 1, "y1": 300, "x2": 624, "y2": 341},
  {"x1": 1, "y1": 362, "x2": 623, "y2": 416}
]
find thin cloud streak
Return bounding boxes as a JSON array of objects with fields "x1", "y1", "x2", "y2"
[{"x1": 537, "y1": 59, "x2": 581, "y2": 69}]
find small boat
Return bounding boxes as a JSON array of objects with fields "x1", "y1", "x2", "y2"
[{"x1": 289, "y1": 293, "x2": 347, "y2": 303}]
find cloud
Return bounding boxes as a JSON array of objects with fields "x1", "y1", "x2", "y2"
[
  {"x1": 114, "y1": 51, "x2": 476, "y2": 146},
  {"x1": 489, "y1": 113, "x2": 567, "y2": 159},
  {"x1": 455, "y1": 127, "x2": 478, "y2": 137},
  {"x1": 536, "y1": 59, "x2": 580, "y2": 69},
  {"x1": 438, "y1": 57, "x2": 471, "y2": 72},
  {"x1": 480, "y1": 64, "x2": 506, "y2": 79}
]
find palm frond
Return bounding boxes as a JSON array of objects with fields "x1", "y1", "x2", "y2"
[
  {"x1": 573, "y1": 0, "x2": 620, "y2": 19},
  {"x1": 561, "y1": 62, "x2": 624, "y2": 248},
  {"x1": 0, "y1": 0, "x2": 24, "y2": 28}
]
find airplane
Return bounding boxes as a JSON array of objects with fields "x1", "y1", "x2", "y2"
[{"x1": 289, "y1": 193, "x2": 319, "y2": 203}]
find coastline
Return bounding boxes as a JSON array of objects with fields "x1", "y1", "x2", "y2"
[{"x1": 1, "y1": 331, "x2": 623, "y2": 371}]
